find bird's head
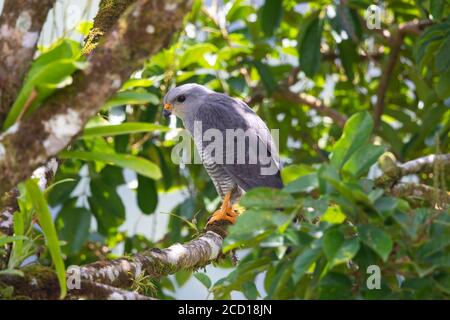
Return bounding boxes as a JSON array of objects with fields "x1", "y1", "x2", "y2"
[{"x1": 163, "y1": 83, "x2": 212, "y2": 120}]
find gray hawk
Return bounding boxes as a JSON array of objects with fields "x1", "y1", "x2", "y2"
[{"x1": 163, "y1": 83, "x2": 283, "y2": 225}]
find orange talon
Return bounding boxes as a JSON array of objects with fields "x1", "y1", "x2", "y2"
[{"x1": 207, "y1": 191, "x2": 240, "y2": 225}]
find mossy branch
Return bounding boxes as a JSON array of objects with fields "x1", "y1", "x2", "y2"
[
  {"x1": 0, "y1": 224, "x2": 227, "y2": 299},
  {"x1": 82, "y1": 0, "x2": 137, "y2": 55}
]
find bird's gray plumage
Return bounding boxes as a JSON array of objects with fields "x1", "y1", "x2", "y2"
[{"x1": 164, "y1": 83, "x2": 283, "y2": 204}]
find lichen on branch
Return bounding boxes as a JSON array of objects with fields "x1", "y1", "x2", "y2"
[{"x1": 82, "y1": 0, "x2": 137, "y2": 55}]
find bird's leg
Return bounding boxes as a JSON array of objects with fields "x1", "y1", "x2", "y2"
[{"x1": 207, "y1": 191, "x2": 239, "y2": 225}]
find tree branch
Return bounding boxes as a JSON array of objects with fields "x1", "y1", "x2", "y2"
[
  {"x1": 376, "y1": 153, "x2": 450, "y2": 185},
  {"x1": 275, "y1": 89, "x2": 348, "y2": 128},
  {"x1": 68, "y1": 281, "x2": 152, "y2": 300},
  {"x1": 73, "y1": 229, "x2": 224, "y2": 288},
  {"x1": 0, "y1": 0, "x2": 192, "y2": 199},
  {"x1": 373, "y1": 19, "x2": 433, "y2": 129},
  {"x1": 0, "y1": 225, "x2": 227, "y2": 299},
  {"x1": 390, "y1": 183, "x2": 450, "y2": 206},
  {"x1": 82, "y1": 0, "x2": 137, "y2": 55},
  {"x1": 376, "y1": 153, "x2": 449, "y2": 207},
  {"x1": 0, "y1": 0, "x2": 55, "y2": 127}
]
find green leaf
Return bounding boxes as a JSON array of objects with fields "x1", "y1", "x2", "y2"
[
  {"x1": 240, "y1": 187, "x2": 296, "y2": 209},
  {"x1": 175, "y1": 270, "x2": 192, "y2": 287},
  {"x1": 318, "y1": 272, "x2": 353, "y2": 299},
  {"x1": 59, "y1": 151, "x2": 161, "y2": 180},
  {"x1": 193, "y1": 273, "x2": 212, "y2": 289},
  {"x1": 342, "y1": 144, "x2": 386, "y2": 178},
  {"x1": 323, "y1": 227, "x2": 360, "y2": 268},
  {"x1": 102, "y1": 91, "x2": 159, "y2": 109},
  {"x1": 430, "y1": 0, "x2": 445, "y2": 19},
  {"x1": 121, "y1": 78, "x2": 153, "y2": 90},
  {"x1": 254, "y1": 61, "x2": 278, "y2": 94},
  {"x1": 330, "y1": 111, "x2": 374, "y2": 170},
  {"x1": 24, "y1": 179, "x2": 66, "y2": 298},
  {"x1": 179, "y1": 43, "x2": 218, "y2": 69},
  {"x1": 292, "y1": 239, "x2": 322, "y2": 283},
  {"x1": 56, "y1": 207, "x2": 91, "y2": 254},
  {"x1": 358, "y1": 225, "x2": 393, "y2": 262},
  {"x1": 298, "y1": 13, "x2": 324, "y2": 78},
  {"x1": 224, "y1": 209, "x2": 290, "y2": 252},
  {"x1": 435, "y1": 35, "x2": 450, "y2": 73},
  {"x1": 88, "y1": 177, "x2": 125, "y2": 235},
  {"x1": 338, "y1": 39, "x2": 358, "y2": 82},
  {"x1": 242, "y1": 281, "x2": 260, "y2": 300},
  {"x1": 260, "y1": 0, "x2": 283, "y2": 37},
  {"x1": 321, "y1": 205, "x2": 347, "y2": 224},
  {"x1": 3, "y1": 40, "x2": 83, "y2": 130},
  {"x1": 436, "y1": 70, "x2": 450, "y2": 99},
  {"x1": 284, "y1": 173, "x2": 318, "y2": 193},
  {"x1": 82, "y1": 122, "x2": 169, "y2": 138},
  {"x1": 137, "y1": 174, "x2": 158, "y2": 214},
  {"x1": 0, "y1": 235, "x2": 28, "y2": 247}
]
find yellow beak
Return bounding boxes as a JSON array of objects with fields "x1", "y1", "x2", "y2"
[{"x1": 164, "y1": 103, "x2": 172, "y2": 111}]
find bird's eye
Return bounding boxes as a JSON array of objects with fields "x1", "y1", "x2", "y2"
[{"x1": 176, "y1": 95, "x2": 186, "y2": 103}]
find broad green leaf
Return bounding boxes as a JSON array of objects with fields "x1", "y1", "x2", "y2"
[
  {"x1": 240, "y1": 187, "x2": 296, "y2": 209},
  {"x1": 323, "y1": 227, "x2": 360, "y2": 268},
  {"x1": 430, "y1": 0, "x2": 445, "y2": 19},
  {"x1": 318, "y1": 272, "x2": 353, "y2": 299},
  {"x1": 193, "y1": 272, "x2": 212, "y2": 289},
  {"x1": 281, "y1": 164, "x2": 316, "y2": 184},
  {"x1": 88, "y1": 177, "x2": 125, "y2": 235},
  {"x1": 56, "y1": 207, "x2": 91, "y2": 254},
  {"x1": 342, "y1": 144, "x2": 386, "y2": 178},
  {"x1": 227, "y1": 209, "x2": 288, "y2": 238},
  {"x1": 59, "y1": 151, "x2": 161, "y2": 180},
  {"x1": 121, "y1": 78, "x2": 153, "y2": 90},
  {"x1": 3, "y1": 40, "x2": 83, "y2": 130},
  {"x1": 24, "y1": 180, "x2": 66, "y2": 298},
  {"x1": 338, "y1": 39, "x2": 358, "y2": 82},
  {"x1": 303, "y1": 198, "x2": 328, "y2": 221},
  {"x1": 175, "y1": 270, "x2": 192, "y2": 287},
  {"x1": 321, "y1": 205, "x2": 347, "y2": 224},
  {"x1": 242, "y1": 281, "x2": 260, "y2": 300},
  {"x1": 254, "y1": 61, "x2": 278, "y2": 94},
  {"x1": 358, "y1": 225, "x2": 393, "y2": 262},
  {"x1": 298, "y1": 13, "x2": 323, "y2": 78},
  {"x1": 179, "y1": 43, "x2": 218, "y2": 69},
  {"x1": 224, "y1": 209, "x2": 290, "y2": 252},
  {"x1": 284, "y1": 173, "x2": 318, "y2": 193},
  {"x1": 330, "y1": 111, "x2": 373, "y2": 170},
  {"x1": 260, "y1": 0, "x2": 283, "y2": 37},
  {"x1": 102, "y1": 91, "x2": 159, "y2": 109},
  {"x1": 137, "y1": 174, "x2": 158, "y2": 214},
  {"x1": 435, "y1": 35, "x2": 450, "y2": 73},
  {"x1": 82, "y1": 122, "x2": 169, "y2": 138},
  {"x1": 436, "y1": 70, "x2": 450, "y2": 99},
  {"x1": 292, "y1": 239, "x2": 322, "y2": 283}
]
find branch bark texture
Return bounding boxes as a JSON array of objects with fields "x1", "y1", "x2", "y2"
[
  {"x1": 0, "y1": 228, "x2": 225, "y2": 299},
  {"x1": 0, "y1": 0, "x2": 55, "y2": 127},
  {"x1": 82, "y1": 0, "x2": 137, "y2": 55},
  {"x1": 0, "y1": 0, "x2": 192, "y2": 199}
]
